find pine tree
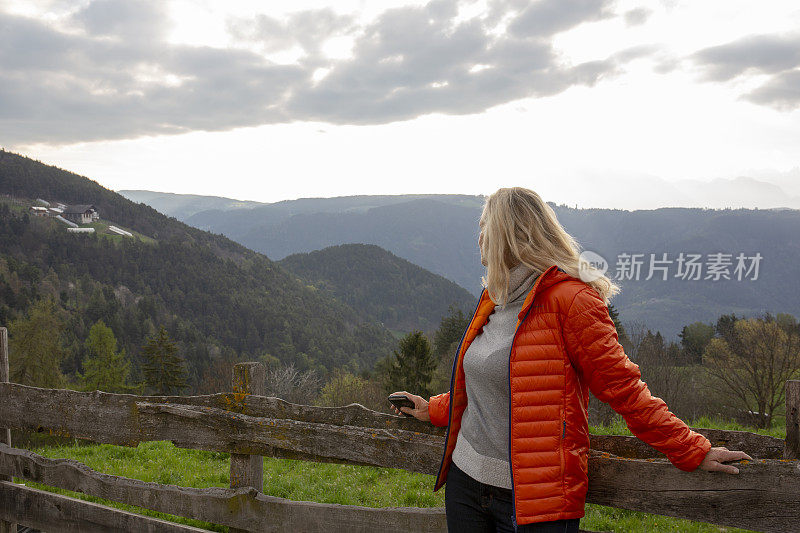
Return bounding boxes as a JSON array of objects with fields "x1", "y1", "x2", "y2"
[
  {"x1": 81, "y1": 320, "x2": 138, "y2": 393},
  {"x1": 432, "y1": 305, "x2": 470, "y2": 360},
  {"x1": 428, "y1": 305, "x2": 471, "y2": 395},
  {"x1": 142, "y1": 326, "x2": 187, "y2": 395},
  {"x1": 607, "y1": 303, "x2": 631, "y2": 348},
  {"x1": 679, "y1": 322, "x2": 715, "y2": 365},
  {"x1": 383, "y1": 331, "x2": 436, "y2": 397},
  {"x1": 9, "y1": 298, "x2": 66, "y2": 388}
]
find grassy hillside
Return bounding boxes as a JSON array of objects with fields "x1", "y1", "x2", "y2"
[
  {"x1": 279, "y1": 244, "x2": 477, "y2": 334},
  {"x1": 0, "y1": 151, "x2": 396, "y2": 390}
]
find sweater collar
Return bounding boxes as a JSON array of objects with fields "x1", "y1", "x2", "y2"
[
  {"x1": 502, "y1": 264, "x2": 538, "y2": 307},
  {"x1": 475, "y1": 264, "x2": 575, "y2": 323},
  {"x1": 516, "y1": 264, "x2": 573, "y2": 320}
]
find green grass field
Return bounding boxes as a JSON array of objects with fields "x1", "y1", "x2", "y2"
[
  {"x1": 590, "y1": 414, "x2": 785, "y2": 439},
  {"x1": 14, "y1": 415, "x2": 772, "y2": 532},
  {"x1": 84, "y1": 219, "x2": 156, "y2": 244}
]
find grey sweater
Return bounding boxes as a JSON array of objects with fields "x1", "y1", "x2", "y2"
[{"x1": 451, "y1": 264, "x2": 540, "y2": 489}]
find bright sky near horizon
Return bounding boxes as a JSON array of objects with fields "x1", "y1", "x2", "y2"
[{"x1": 2, "y1": 0, "x2": 800, "y2": 209}]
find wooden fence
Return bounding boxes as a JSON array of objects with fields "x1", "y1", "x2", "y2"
[{"x1": 0, "y1": 326, "x2": 798, "y2": 532}]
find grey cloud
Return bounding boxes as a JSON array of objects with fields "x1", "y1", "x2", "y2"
[
  {"x1": 743, "y1": 69, "x2": 800, "y2": 111},
  {"x1": 689, "y1": 33, "x2": 800, "y2": 82},
  {"x1": 481, "y1": 0, "x2": 530, "y2": 28},
  {"x1": 422, "y1": 0, "x2": 459, "y2": 21},
  {"x1": 227, "y1": 15, "x2": 290, "y2": 52},
  {"x1": 227, "y1": 8, "x2": 357, "y2": 61},
  {"x1": 623, "y1": 7, "x2": 652, "y2": 27},
  {"x1": 1, "y1": 0, "x2": 645, "y2": 145},
  {"x1": 71, "y1": 0, "x2": 169, "y2": 43},
  {"x1": 0, "y1": 12, "x2": 78, "y2": 70},
  {"x1": 611, "y1": 44, "x2": 660, "y2": 63},
  {"x1": 687, "y1": 32, "x2": 800, "y2": 110},
  {"x1": 508, "y1": 0, "x2": 616, "y2": 38},
  {"x1": 0, "y1": 9, "x2": 306, "y2": 144},
  {"x1": 652, "y1": 56, "x2": 679, "y2": 74},
  {"x1": 287, "y1": 0, "x2": 633, "y2": 124}
]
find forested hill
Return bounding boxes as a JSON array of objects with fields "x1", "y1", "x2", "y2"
[
  {"x1": 0, "y1": 150, "x2": 396, "y2": 391},
  {"x1": 279, "y1": 244, "x2": 477, "y2": 334}
]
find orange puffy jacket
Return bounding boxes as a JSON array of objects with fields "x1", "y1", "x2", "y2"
[{"x1": 428, "y1": 264, "x2": 711, "y2": 527}]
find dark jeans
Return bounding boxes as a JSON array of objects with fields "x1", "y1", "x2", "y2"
[{"x1": 445, "y1": 461, "x2": 581, "y2": 533}]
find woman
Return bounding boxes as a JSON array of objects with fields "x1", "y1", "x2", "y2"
[{"x1": 390, "y1": 187, "x2": 752, "y2": 532}]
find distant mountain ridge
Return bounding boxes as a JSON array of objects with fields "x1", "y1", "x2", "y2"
[
  {"x1": 122, "y1": 189, "x2": 800, "y2": 340},
  {"x1": 119, "y1": 190, "x2": 264, "y2": 221},
  {"x1": 549, "y1": 174, "x2": 800, "y2": 210},
  {"x1": 279, "y1": 244, "x2": 477, "y2": 334}
]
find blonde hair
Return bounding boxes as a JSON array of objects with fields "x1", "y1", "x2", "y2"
[{"x1": 479, "y1": 187, "x2": 620, "y2": 306}]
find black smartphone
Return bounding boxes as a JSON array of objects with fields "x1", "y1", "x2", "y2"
[{"x1": 388, "y1": 394, "x2": 415, "y2": 416}]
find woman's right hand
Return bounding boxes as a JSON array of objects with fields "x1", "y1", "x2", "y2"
[
  {"x1": 698, "y1": 446, "x2": 753, "y2": 474},
  {"x1": 388, "y1": 391, "x2": 430, "y2": 422}
]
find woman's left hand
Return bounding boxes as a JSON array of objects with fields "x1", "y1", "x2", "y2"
[{"x1": 698, "y1": 446, "x2": 753, "y2": 474}]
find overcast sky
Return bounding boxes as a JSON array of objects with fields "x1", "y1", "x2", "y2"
[{"x1": 2, "y1": 0, "x2": 799, "y2": 209}]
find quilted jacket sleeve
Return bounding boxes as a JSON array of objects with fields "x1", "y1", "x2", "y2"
[
  {"x1": 562, "y1": 286, "x2": 711, "y2": 472},
  {"x1": 428, "y1": 391, "x2": 450, "y2": 427}
]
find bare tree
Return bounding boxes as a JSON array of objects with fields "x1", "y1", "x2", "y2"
[
  {"x1": 704, "y1": 314, "x2": 800, "y2": 429},
  {"x1": 623, "y1": 320, "x2": 648, "y2": 360},
  {"x1": 263, "y1": 363, "x2": 321, "y2": 405},
  {"x1": 315, "y1": 369, "x2": 387, "y2": 412},
  {"x1": 632, "y1": 329, "x2": 692, "y2": 419}
]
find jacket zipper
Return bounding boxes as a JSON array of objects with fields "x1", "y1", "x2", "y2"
[
  {"x1": 434, "y1": 290, "x2": 485, "y2": 490},
  {"x1": 508, "y1": 301, "x2": 535, "y2": 532},
  {"x1": 507, "y1": 269, "x2": 556, "y2": 530},
  {"x1": 561, "y1": 419, "x2": 567, "y2": 484}
]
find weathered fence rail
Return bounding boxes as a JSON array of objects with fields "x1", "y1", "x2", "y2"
[
  {"x1": 0, "y1": 480, "x2": 210, "y2": 533},
  {"x1": 0, "y1": 327, "x2": 799, "y2": 532},
  {"x1": 0, "y1": 445, "x2": 447, "y2": 532},
  {"x1": 0, "y1": 382, "x2": 444, "y2": 474}
]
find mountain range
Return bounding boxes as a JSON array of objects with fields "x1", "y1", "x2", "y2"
[{"x1": 121, "y1": 189, "x2": 800, "y2": 339}]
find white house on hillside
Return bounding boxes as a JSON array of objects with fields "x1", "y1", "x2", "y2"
[{"x1": 63, "y1": 205, "x2": 99, "y2": 224}]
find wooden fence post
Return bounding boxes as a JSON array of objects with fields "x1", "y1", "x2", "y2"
[
  {"x1": 229, "y1": 362, "x2": 266, "y2": 532},
  {"x1": 0, "y1": 327, "x2": 15, "y2": 533},
  {"x1": 785, "y1": 380, "x2": 800, "y2": 460}
]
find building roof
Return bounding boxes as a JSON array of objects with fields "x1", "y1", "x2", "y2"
[{"x1": 63, "y1": 204, "x2": 97, "y2": 215}]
